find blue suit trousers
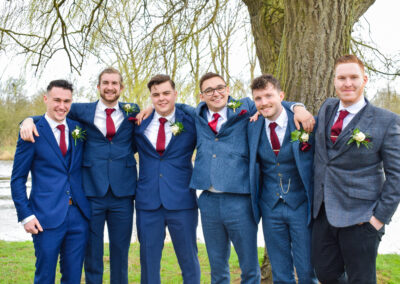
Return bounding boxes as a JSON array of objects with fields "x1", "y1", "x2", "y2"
[
  {"x1": 32, "y1": 205, "x2": 88, "y2": 284},
  {"x1": 84, "y1": 190, "x2": 134, "y2": 284},
  {"x1": 261, "y1": 199, "x2": 317, "y2": 284},
  {"x1": 136, "y1": 207, "x2": 200, "y2": 284},
  {"x1": 198, "y1": 191, "x2": 260, "y2": 284}
]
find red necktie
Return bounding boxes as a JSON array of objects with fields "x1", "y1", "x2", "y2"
[
  {"x1": 330, "y1": 110, "x2": 349, "y2": 143},
  {"x1": 156, "y1": 117, "x2": 168, "y2": 156},
  {"x1": 105, "y1": 108, "x2": 116, "y2": 141},
  {"x1": 57, "y1": 124, "x2": 67, "y2": 156},
  {"x1": 208, "y1": 113, "x2": 220, "y2": 134},
  {"x1": 269, "y1": 122, "x2": 280, "y2": 156}
]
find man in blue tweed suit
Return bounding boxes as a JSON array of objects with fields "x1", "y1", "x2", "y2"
[
  {"x1": 248, "y1": 74, "x2": 317, "y2": 284},
  {"x1": 312, "y1": 55, "x2": 400, "y2": 284}
]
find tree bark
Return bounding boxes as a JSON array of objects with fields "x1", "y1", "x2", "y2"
[{"x1": 243, "y1": 0, "x2": 375, "y2": 113}]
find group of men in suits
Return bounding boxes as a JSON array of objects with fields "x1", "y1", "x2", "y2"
[{"x1": 12, "y1": 54, "x2": 400, "y2": 284}]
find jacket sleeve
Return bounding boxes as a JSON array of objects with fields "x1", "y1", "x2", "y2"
[
  {"x1": 10, "y1": 135, "x2": 35, "y2": 222},
  {"x1": 374, "y1": 114, "x2": 400, "y2": 224}
]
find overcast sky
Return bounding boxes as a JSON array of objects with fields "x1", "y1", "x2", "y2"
[{"x1": 1, "y1": 0, "x2": 399, "y2": 99}]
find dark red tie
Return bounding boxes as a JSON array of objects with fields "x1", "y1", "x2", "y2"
[
  {"x1": 105, "y1": 108, "x2": 116, "y2": 141},
  {"x1": 57, "y1": 124, "x2": 67, "y2": 156},
  {"x1": 208, "y1": 113, "x2": 220, "y2": 134},
  {"x1": 330, "y1": 110, "x2": 350, "y2": 143},
  {"x1": 269, "y1": 122, "x2": 280, "y2": 156},
  {"x1": 156, "y1": 117, "x2": 168, "y2": 156}
]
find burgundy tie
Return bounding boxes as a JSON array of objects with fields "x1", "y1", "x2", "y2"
[
  {"x1": 208, "y1": 113, "x2": 220, "y2": 134},
  {"x1": 105, "y1": 108, "x2": 116, "y2": 141},
  {"x1": 330, "y1": 110, "x2": 350, "y2": 143},
  {"x1": 269, "y1": 122, "x2": 280, "y2": 156},
  {"x1": 156, "y1": 118, "x2": 168, "y2": 156},
  {"x1": 57, "y1": 124, "x2": 67, "y2": 156}
]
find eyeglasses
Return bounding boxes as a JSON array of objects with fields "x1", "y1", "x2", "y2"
[{"x1": 201, "y1": 85, "x2": 227, "y2": 96}]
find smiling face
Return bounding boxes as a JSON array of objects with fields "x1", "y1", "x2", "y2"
[
  {"x1": 97, "y1": 72, "x2": 124, "y2": 107},
  {"x1": 252, "y1": 83, "x2": 284, "y2": 121},
  {"x1": 334, "y1": 62, "x2": 368, "y2": 107},
  {"x1": 200, "y1": 76, "x2": 229, "y2": 112},
  {"x1": 44, "y1": 87, "x2": 73, "y2": 123},
  {"x1": 150, "y1": 81, "x2": 177, "y2": 117}
]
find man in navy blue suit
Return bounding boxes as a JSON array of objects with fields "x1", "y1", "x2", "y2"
[
  {"x1": 20, "y1": 68, "x2": 139, "y2": 284},
  {"x1": 134, "y1": 74, "x2": 200, "y2": 283},
  {"x1": 248, "y1": 74, "x2": 317, "y2": 284},
  {"x1": 11, "y1": 80, "x2": 91, "y2": 283}
]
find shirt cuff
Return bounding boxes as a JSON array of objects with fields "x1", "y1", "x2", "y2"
[
  {"x1": 290, "y1": 103, "x2": 306, "y2": 112},
  {"x1": 21, "y1": 215, "x2": 35, "y2": 225}
]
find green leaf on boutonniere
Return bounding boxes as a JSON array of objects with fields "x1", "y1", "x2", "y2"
[
  {"x1": 347, "y1": 128, "x2": 372, "y2": 149},
  {"x1": 227, "y1": 99, "x2": 243, "y2": 113},
  {"x1": 123, "y1": 104, "x2": 139, "y2": 115},
  {"x1": 170, "y1": 121, "x2": 184, "y2": 136},
  {"x1": 71, "y1": 126, "x2": 86, "y2": 146}
]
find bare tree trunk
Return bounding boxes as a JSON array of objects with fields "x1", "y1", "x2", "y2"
[{"x1": 243, "y1": 0, "x2": 375, "y2": 113}]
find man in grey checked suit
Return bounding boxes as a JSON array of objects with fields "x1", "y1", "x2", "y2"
[{"x1": 312, "y1": 54, "x2": 400, "y2": 284}]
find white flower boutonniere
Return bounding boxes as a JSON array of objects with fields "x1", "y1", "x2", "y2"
[
  {"x1": 170, "y1": 121, "x2": 184, "y2": 136},
  {"x1": 72, "y1": 126, "x2": 86, "y2": 146},
  {"x1": 227, "y1": 99, "x2": 243, "y2": 113},
  {"x1": 123, "y1": 104, "x2": 139, "y2": 115},
  {"x1": 291, "y1": 129, "x2": 312, "y2": 152},
  {"x1": 347, "y1": 128, "x2": 371, "y2": 148}
]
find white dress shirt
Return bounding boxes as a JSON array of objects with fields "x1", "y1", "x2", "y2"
[
  {"x1": 94, "y1": 100, "x2": 124, "y2": 137},
  {"x1": 334, "y1": 96, "x2": 367, "y2": 129},
  {"x1": 206, "y1": 107, "x2": 228, "y2": 133},
  {"x1": 21, "y1": 114, "x2": 69, "y2": 226},
  {"x1": 264, "y1": 108, "x2": 288, "y2": 147},
  {"x1": 144, "y1": 109, "x2": 176, "y2": 150}
]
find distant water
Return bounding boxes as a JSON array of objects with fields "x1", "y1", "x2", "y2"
[{"x1": 1, "y1": 160, "x2": 399, "y2": 254}]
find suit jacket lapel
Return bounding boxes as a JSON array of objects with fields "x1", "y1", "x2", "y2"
[
  {"x1": 67, "y1": 118, "x2": 78, "y2": 171},
  {"x1": 163, "y1": 108, "x2": 184, "y2": 155},
  {"x1": 38, "y1": 117, "x2": 68, "y2": 169},
  {"x1": 318, "y1": 100, "x2": 338, "y2": 161}
]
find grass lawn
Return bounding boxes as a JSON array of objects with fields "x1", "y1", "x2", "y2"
[{"x1": 0, "y1": 240, "x2": 398, "y2": 283}]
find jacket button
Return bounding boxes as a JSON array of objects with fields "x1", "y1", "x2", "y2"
[
  {"x1": 215, "y1": 138, "x2": 219, "y2": 142},
  {"x1": 66, "y1": 190, "x2": 70, "y2": 195},
  {"x1": 277, "y1": 163, "x2": 280, "y2": 166},
  {"x1": 278, "y1": 173, "x2": 282, "y2": 177},
  {"x1": 212, "y1": 154, "x2": 216, "y2": 158},
  {"x1": 160, "y1": 174, "x2": 163, "y2": 177},
  {"x1": 276, "y1": 193, "x2": 279, "y2": 196}
]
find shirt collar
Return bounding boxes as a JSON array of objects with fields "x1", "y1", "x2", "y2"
[
  {"x1": 265, "y1": 107, "x2": 288, "y2": 129},
  {"x1": 338, "y1": 96, "x2": 366, "y2": 114},
  {"x1": 45, "y1": 113, "x2": 68, "y2": 131},
  {"x1": 98, "y1": 99, "x2": 120, "y2": 111},
  {"x1": 154, "y1": 108, "x2": 176, "y2": 123},
  {"x1": 208, "y1": 106, "x2": 227, "y2": 121}
]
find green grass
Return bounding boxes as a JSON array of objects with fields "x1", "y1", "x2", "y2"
[{"x1": 0, "y1": 240, "x2": 398, "y2": 283}]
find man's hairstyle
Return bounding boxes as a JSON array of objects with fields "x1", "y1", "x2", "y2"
[
  {"x1": 46, "y1": 79, "x2": 73, "y2": 93},
  {"x1": 98, "y1": 67, "x2": 123, "y2": 86},
  {"x1": 199, "y1": 72, "x2": 226, "y2": 92},
  {"x1": 334, "y1": 54, "x2": 365, "y2": 71},
  {"x1": 250, "y1": 74, "x2": 281, "y2": 92},
  {"x1": 147, "y1": 74, "x2": 175, "y2": 91}
]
